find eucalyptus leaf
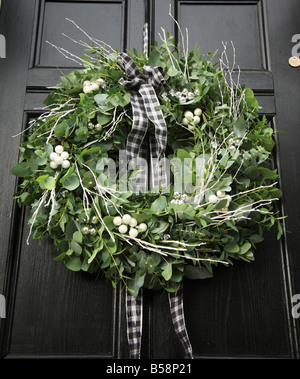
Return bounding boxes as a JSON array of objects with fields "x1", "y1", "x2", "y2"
[
  {"x1": 11, "y1": 162, "x2": 31, "y2": 177},
  {"x1": 147, "y1": 49, "x2": 161, "y2": 67},
  {"x1": 162, "y1": 262, "x2": 172, "y2": 281},
  {"x1": 239, "y1": 241, "x2": 251, "y2": 255},
  {"x1": 168, "y1": 67, "x2": 179, "y2": 77},
  {"x1": 36, "y1": 175, "x2": 56, "y2": 190},
  {"x1": 61, "y1": 172, "x2": 80, "y2": 191},
  {"x1": 234, "y1": 117, "x2": 247, "y2": 138},
  {"x1": 70, "y1": 240, "x2": 82, "y2": 255},
  {"x1": 224, "y1": 241, "x2": 240, "y2": 254},
  {"x1": 73, "y1": 231, "x2": 83, "y2": 243},
  {"x1": 127, "y1": 271, "x2": 146, "y2": 297},
  {"x1": 184, "y1": 265, "x2": 213, "y2": 280},
  {"x1": 64, "y1": 256, "x2": 82, "y2": 271},
  {"x1": 150, "y1": 196, "x2": 167, "y2": 214}
]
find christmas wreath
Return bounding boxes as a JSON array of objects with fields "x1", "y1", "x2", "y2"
[{"x1": 12, "y1": 22, "x2": 283, "y2": 302}]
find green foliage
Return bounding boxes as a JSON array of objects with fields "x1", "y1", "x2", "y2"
[{"x1": 11, "y1": 31, "x2": 283, "y2": 297}]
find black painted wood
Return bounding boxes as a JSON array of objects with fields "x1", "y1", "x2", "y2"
[
  {"x1": 150, "y1": 0, "x2": 298, "y2": 359},
  {"x1": 0, "y1": 0, "x2": 146, "y2": 359},
  {"x1": 0, "y1": 0, "x2": 299, "y2": 359},
  {"x1": 0, "y1": 0, "x2": 38, "y2": 358},
  {"x1": 267, "y1": 0, "x2": 300, "y2": 357}
]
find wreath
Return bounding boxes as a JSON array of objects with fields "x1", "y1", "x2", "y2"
[{"x1": 12, "y1": 24, "x2": 283, "y2": 301}]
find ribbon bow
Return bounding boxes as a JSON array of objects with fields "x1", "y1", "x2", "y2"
[{"x1": 117, "y1": 53, "x2": 168, "y2": 192}]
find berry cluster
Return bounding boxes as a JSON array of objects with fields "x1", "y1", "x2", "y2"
[
  {"x1": 113, "y1": 214, "x2": 147, "y2": 238},
  {"x1": 83, "y1": 78, "x2": 105, "y2": 94},
  {"x1": 208, "y1": 190, "x2": 232, "y2": 211},
  {"x1": 182, "y1": 108, "x2": 202, "y2": 131},
  {"x1": 88, "y1": 122, "x2": 102, "y2": 131},
  {"x1": 228, "y1": 137, "x2": 242, "y2": 151},
  {"x1": 49, "y1": 145, "x2": 70, "y2": 169},
  {"x1": 170, "y1": 192, "x2": 188, "y2": 205},
  {"x1": 162, "y1": 88, "x2": 200, "y2": 103},
  {"x1": 81, "y1": 216, "x2": 98, "y2": 236}
]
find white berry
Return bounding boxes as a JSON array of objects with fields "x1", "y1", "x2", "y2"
[
  {"x1": 83, "y1": 85, "x2": 93, "y2": 94},
  {"x1": 113, "y1": 216, "x2": 122, "y2": 226},
  {"x1": 90, "y1": 82, "x2": 99, "y2": 91},
  {"x1": 208, "y1": 194, "x2": 218, "y2": 203},
  {"x1": 61, "y1": 151, "x2": 69, "y2": 160},
  {"x1": 138, "y1": 223, "x2": 148, "y2": 232},
  {"x1": 55, "y1": 145, "x2": 64, "y2": 154},
  {"x1": 119, "y1": 224, "x2": 128, "y2": 234},
  {"x1": 217, "y1": 190, "x2": 226, "y2": 198},
  {"x1": 184, "y1": 110, "x2": 193, "y2": 119},
  {"x1": 96, "y1": 78, "x2": 104, "y2": 85},
  {"x1": 194, "y1": 108, "x2": 202, "y2": 116},
  {"x1": 122, "y1": 214, "x2": 132, "y2": 224},
  {"x1": 193, "y1": 116, "x2": 200, "y2": 124},
  {"x1": 82, "y1": 226, "x2": 89, "y2": 234},
  {"x1": 129, "y1": 218, "x2": 138, "y2": 227},
  {"x1": 50, "y1": 161, "x2": 58, "y2": 169},
  {"x1": 129, "y1": 228, "x2": 138, "y2": 238},
  {"x1": 54, "y1": 156, "x2": 63, "y2": 165},
  {"x1": 61, "y1": 160, "x2": 70, "y2": 169},
  {"x1": 50, "y1": 152, "x2": 58, "y2": 161},
  {"x1": 83, "y1": 80, "x2": 91, "y2": 86},
  {"x1": 182, "y1": 118, "x2": 189, "y2": 126},
  {"x1": 188, "y1": 124, "x2": 195, "y2": 131}
]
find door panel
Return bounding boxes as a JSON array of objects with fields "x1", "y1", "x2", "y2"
[
  {"x1": 28, "y1": 0, "x2": 145, "y2": 88},
  {"x1": 150, "y1": 0, "x2": 298, "y2": 359},
  {"x1": 0, "y1": 0, "x2": 146, "y2": 359},
  {"x1": 1, "y1": 0, "x2": 299, "y2": 359},
  {"x1": 38, "y1": 1, "x2": 126, "y2": 67},
  {"x1": 178, "y1": 1, "x2": 266, "y2": 69}
]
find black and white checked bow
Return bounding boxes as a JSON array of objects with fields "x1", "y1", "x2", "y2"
[
  {"x1": 126, "y1": 284, "x2": 193, "y2": 359},
  {"x1": 117, "y1": 53, "x2": 168, "y2": 193}
]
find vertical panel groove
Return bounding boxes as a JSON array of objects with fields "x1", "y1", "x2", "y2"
[{"x1": 0, "y1": 112, "x2": 30, "y2": 358}]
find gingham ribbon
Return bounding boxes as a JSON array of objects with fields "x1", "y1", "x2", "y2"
[
  {"x1": 116, "y1": 52, "x2": 168, "y2": 193},
  {"x1": 123, "y1": 25, "x2": 192, "y2": 359},
  {"x1": 126, "y1": 289, "x2": 143, "y2": 359},
  {"x1": 168, "y1": 284, "x2": 193, "y2": 359},
  {"x1": 126, "y1": 284, "x2": 193, "y2": 359},
  {"x1": 143, "y1": 22, "x2": 149, "y2": 58}
]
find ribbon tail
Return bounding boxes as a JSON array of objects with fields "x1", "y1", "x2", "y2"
[
  {"x1": 126, "y1": 289, "x2": 143, "y2": 359},
  {"x1": 143, "y1": 23, "x2": 149, "y2": 58},
  {"x1": 168, "y1": 284, "x2": 193, "y2": 359},
  {"x1": 149, "y1": 135, "x2": 169, "y2": 192}
]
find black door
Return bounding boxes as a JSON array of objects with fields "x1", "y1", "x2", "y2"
[{"x1": 0, "y1": 0, "x2": 299, "y2": 359}]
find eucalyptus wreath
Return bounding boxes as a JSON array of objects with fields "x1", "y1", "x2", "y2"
[{"x1": 12, "y1": 27, "x2": 283, "y2": 296}]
